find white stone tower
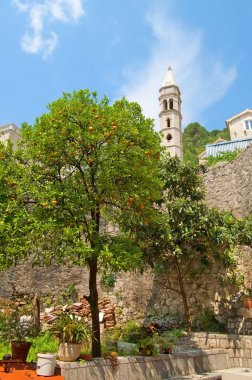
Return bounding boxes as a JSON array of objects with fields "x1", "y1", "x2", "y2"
[{"x1": 159, "y1": 67, "x2": 183, "y2": 159}]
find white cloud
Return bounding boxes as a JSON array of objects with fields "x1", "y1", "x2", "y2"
[
  {"x1": 118, "y1": 6, "x2": 237, "y2": 129},
  {"x1": 12, "y1": 0, "x2": 85, "y2": 59}
]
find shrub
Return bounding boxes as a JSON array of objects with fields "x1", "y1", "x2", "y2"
[{"x1": 193, "y1": 308, "x2": 226, "y2": 332}]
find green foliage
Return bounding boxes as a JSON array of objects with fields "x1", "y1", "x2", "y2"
[
  {"x1": 0, "y1": 310, "x2": 35, "y2": 343},
  {"x1": 27, "y1": 331, "x2": 58, "y2": 362},
  {"x1": 243, "y1": 288, "x2": 252, "y2": 297},
  {"x1": 137, "y1": 337, "x2": 157, "y2": 356},
  {"x1": 237, "y1": 215, "x2": 252, "y2": 247},
  {"x1": 183, "y1": 122, "x2": 230, "y2": 163},
  {"x1": 135, "y1": 156, "x2": 244, "y2": 329},
  {"x1": 120, "y1": 320, "x2": 145, "y2": 343},
  {"x1": 101, "y1": 272, "x2": 116, "y2": 288},
  {"x1": 205, "y1": 149, "x2": 241, "y2": 166},
  {"x1": 0, "y1": 339, "x2": 10, "y2": 359},
  {"x1": 51, "y1": 313, "x2": 91, "y2": 344},
  {"x1": 0, "y1": 89, "x2": 162, "y2": 356},
  {"x1": 102, "y1": 326, "x2": 121, "y2": 344},
  {"x1": 193, "y1": 308, "x2": 226, "y2": 333},
  {"x1": 153, "y1": 329, "x2": 185, "y2": 351},
  {"x1": 0, "y1": 142, "x2": 34, "y2": 270},
  {"x1": 56, "y1": 284, "x2": 78, "y2": 304}
]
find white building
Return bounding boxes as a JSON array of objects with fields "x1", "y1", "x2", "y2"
[
  {"x1": 199, "y1": 109, "x2": 252, "y2": 162},
  {"x1": 0, "y1": 124, "x2": 20, "y2": 148},
  {"x1": 226, "y1": 109, "x2": 252, "y2": 140}
]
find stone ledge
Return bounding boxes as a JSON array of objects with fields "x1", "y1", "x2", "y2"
[{"x1": 57, "y1": 349, "x2": 230, "y2": 380}]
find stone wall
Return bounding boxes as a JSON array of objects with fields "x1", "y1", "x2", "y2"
[
  {"x1": 203, "y1": 145, "x2": 252, "y2": 218},
  {"x1": 191, "y1": 332, "x2": 252, "y2": 368}
]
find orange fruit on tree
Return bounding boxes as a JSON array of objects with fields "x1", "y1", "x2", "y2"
[{"x1": 127, "y1": 197, "x2": 134, "y2": 206}]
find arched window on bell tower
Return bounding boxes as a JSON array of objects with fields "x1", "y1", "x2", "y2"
[
  {"x1": 163, "y1": 99, "x2": 168, "y2": 111},
  {"x1": 169, "y1": 99, "x2": 173, "y2": 110},
  {"x1": 166, "y1": 118, "x2": 171, "y2": 128}
]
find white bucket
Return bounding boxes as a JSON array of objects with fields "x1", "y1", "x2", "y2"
[{"x1": 37, "y1": 353, "x2": 57, "y2": 377}]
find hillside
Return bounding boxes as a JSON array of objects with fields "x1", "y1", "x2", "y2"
[{"x1": 183, "y1": 122, "x2": 230, "y2": 163}]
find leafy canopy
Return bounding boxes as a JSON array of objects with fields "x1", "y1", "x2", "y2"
[{"x1": 12, "y1": 90, "x2": 163, "y2": 269}]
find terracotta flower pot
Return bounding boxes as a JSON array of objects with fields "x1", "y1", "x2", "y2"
[
  {"x1": 11, "y1": 341, "x2": 32, "y2": 362},
  {"x1": 79, "y1": 353, "x2": 93, "y2": 361},
  {"x1": 243, "y1": 297, "x2": 252, "y2": 308}
]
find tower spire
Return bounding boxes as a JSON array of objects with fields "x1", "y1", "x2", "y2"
[{"x1": 162, "y1": 66, "x2": 177, "y2": 87}]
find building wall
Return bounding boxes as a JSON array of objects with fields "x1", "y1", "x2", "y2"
[
  {"x1": 0, "y1": 124, "x2": 20, "y2": 148},
  {"x1": 228, "y1": 111, "x2": 252, "y2": 141}
]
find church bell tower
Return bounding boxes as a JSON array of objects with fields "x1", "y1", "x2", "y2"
[{"x1": 159, "y1": 67, "x2": 183, "y2": 159}]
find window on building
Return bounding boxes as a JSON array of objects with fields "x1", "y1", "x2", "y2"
[
  {"x1": 166, "y1": 133, "x2": 172, "y2": 141},
  {"x1": 169, "y1": 99, "x2": 173, "y2": 110},
  {"x1": 245, "y1": 120, "x2": 252, "y2": 130},
  {"x1": 167, "y1": 118, "x2": 171, "y2": 128},
  {"x1": 163, "y1": 100, "x2": 168, "y2": 111}
]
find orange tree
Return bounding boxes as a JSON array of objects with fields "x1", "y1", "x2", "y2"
[
  {"x1": 0, "y1": 141, "x2": 34, "y2": 268},
  {"x1": 13, "y1": 90, "x2": 162, "y2": 356},
  {"x1": 135, "y1": 155, "x2": 250, "y2": 331}
]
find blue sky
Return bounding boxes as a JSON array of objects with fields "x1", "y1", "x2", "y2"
[{"x1": 1, "y1": 0, "x2": 252, "y2": 132}]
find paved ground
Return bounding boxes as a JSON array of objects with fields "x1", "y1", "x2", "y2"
[
  {"x1": 0, "y1": 364, "x2": 63, "y2": 380},
  {"x1": 164, "y1": 373, "x2": 221, "y2": 380}
]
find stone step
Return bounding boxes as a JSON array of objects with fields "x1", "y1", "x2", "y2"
[
  {"x1": 164, "y1": 373, "x2": 222, "y2": 380},
  {"x1": 220, "y1": 367, "x2": 252, "y2": 379}
]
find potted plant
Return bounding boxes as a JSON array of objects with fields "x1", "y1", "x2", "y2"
[
  {"x1": 243, "y1": 289, "x2": 252, "y2": 308},
  {"x1": 117, "y1": 320, "x2": 144, "y2": 354},
  {"x1": 51, "y1": 313, "x2": 91, "y2": 362},
  {"x1": 154, "y1": 329, "x2": 184, "y2": 354},
  {"x1": 0, "y1": 310, "x2": 34, "y2": 362},
  {"x1": 137, "y1": 337, "x2": 157, "y2": 356}
]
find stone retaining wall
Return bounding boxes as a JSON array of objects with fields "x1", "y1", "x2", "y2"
[
  {"x1": 191, "y1": 333, "x2": 252, "y2": 368},
  {"x1": 58, "y1": 350, "x2": 229, "y2": 380}
]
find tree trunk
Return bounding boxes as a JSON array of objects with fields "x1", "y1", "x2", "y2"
[
  {"x1": 175, "y1": 259, "x2": 192, "y2": 332},
  {"x1": 88, "y1": 258, "x2": 101, "y2": 357},
  {"x1": 32, "y1": 292, "x2": 40, "y2": 332}
]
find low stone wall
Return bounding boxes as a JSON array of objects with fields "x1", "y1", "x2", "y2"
[
  {"x1": 58, "y1": 350, "x2": 228, "y2": 380},
  {"x1": 191, "y1": 333, "x2": 252, "y2": 368}
]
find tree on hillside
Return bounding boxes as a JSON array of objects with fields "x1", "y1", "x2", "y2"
[
  {"x1": 183, "y1": 122, "x2": 230, "y2": 163},
  {"x1": 135, "y1": 156, "x2": 244, "y2": 330},
  {"x1": 2, "y1": 90, "x2": 162, "y2": 357}
]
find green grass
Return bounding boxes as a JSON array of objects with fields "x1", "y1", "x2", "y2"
[
  {"x1": 0, "y1": 340, "x2": 10, "y2": 359},
  {"x1": 27, "y1": 331, "x2": 59, "y2": 362}
]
